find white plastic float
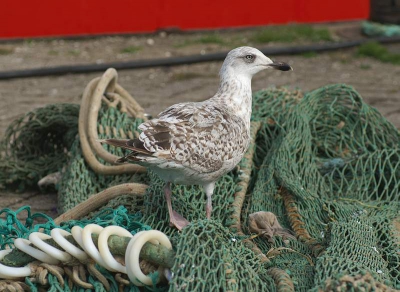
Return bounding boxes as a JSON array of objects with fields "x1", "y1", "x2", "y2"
[{"x1": 0, "y1": 225, "x2": 172, "y2": 285}]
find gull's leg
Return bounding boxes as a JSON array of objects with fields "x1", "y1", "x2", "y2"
[
  {"x1": 164, "y1": 182, "x2": 189, "y2": 231},
  {"x1": 203, "y1": 182, "x2": 215, "y2": 219}
]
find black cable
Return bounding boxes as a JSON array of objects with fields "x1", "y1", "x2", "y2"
[{"x1": 1, "y1": 36, "x2": 400, "y2": 80}]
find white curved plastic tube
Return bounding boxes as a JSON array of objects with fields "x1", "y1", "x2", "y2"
[
  {"x1": 125, "y1": 231, "x2": 148, "y2": 286},
  {"x1": 81, "y1": 224, "x2": 116, "y2": 271},
  {"x1": 6, "y1": 225, "x2": 172, "y2": 287},
  {"x1": 29, "y1": 232, "x2": 72, "y2": 262},
  {"x1": 51, "y1": 228, "x2": 88, "y2": 262},
  {"x1": 0, "y1": 249, "x2": 31, "y2": 279},
  {"x1": 14, "y1": 238, "x2": 59, "y2": 265},
  {"x1": 98, "y1": 226, "x2": 133, "y2": 273},
  {"x1": 125, "y1": 230, "x2": 172, "y2": 286},
  {"x1": 71, "y1": 226, "x2": 85, "y2": 248}
]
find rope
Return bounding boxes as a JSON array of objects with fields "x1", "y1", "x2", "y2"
[
  {"x1": 267, "y1": 267, "x2": 295, "y2": 292},
  {"x1": 280, "y1": 187, "x2": 325, "y2": 257},
  {"x1": 54, "y1": 183, "x2": 148, "y2": 224},
  {"x1": 228, "y1": 121, "x2": 269, "y2": 262},
  {"x1": 79, "y1": 68, "x2": 147, "y2": 175},
  {"x1": 0, "y1": 280, "x2": 29, "y2": 292}
]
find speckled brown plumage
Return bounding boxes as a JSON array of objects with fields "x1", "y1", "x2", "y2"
[
  {"x1": 141, "y1": 102, "x2": 249, "y2": 173},
  {"x1": 102, "y1": 46, "x2": 292, "y2": 230}
]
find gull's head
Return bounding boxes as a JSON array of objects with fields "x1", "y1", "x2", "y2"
[{"x1": 221, "y1": 46, "x2": 292, "y2": 79}]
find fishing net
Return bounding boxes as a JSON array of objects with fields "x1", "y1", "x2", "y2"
[
  {"x1": 0, "y1": 104, "x2": 79, "y2": 191},
  {"x1": 362, "y1": 21, "x2": 400, "y2": 37},
  {"x1": 0, "y1": 69, "x2": 399, "y2": 291}
]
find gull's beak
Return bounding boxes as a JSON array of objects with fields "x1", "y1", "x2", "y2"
[{"x1": 268, "y1": 61, "x2": 293, "y2": 71}]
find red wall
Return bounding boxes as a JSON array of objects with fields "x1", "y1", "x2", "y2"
[{"x1": 0, "y1": 0, "x2": 370, "y2": 39}]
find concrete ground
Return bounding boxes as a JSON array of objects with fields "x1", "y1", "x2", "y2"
[{"x1": 1, "y1": 22, "x2": 400, "y2": 220}]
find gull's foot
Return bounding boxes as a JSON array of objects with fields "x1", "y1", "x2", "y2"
[{"x1": 169, "y1": 210, "x2": 190, "y2": 231}]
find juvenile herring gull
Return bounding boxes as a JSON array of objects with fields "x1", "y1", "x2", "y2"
[{"x1": 102, "y1": 46, "x2": 292, "y2": 230}]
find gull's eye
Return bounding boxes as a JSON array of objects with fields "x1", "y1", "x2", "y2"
[{"x1": 244, "y1": 54, "x2": 255, "y2": 63}]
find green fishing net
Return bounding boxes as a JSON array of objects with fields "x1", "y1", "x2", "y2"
[
  {"x1": 0, "y1": 104, "x2": 79, "y2": 191},
  {"x1": 0, "y1": 83, "x2": 399, "y2": 291},
  {"x1": 362, "y1": 21, "x2": 400, "y2": 37},
  {"x1": 57, "y1": 105, "x2": 148, "y2": 214}
]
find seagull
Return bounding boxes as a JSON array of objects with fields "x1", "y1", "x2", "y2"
[{"x1": 101, "y1": 47, "x2": 292, "y2": 230}]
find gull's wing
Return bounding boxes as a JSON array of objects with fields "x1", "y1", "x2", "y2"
[{"x1": 133, "y1": 101, "x2": 249, "y2": 173}]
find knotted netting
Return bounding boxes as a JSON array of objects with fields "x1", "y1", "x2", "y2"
[
  {"x1": 0, "y1": 69, "x2": 399, "y2": 291},
  {"x1": 0, "y1": 104, "x2": 79, "y2": 191}
]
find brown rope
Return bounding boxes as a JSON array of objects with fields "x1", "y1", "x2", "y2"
[
  {"x1": 0, "y1": 280, "x2": 29, "y2": 292},
  {"x1": 54, "y1": 183, "x2": 148, "y2": 224},
  {"x1": 40, "y1": 263, "x2": 65, "y2": 287},
  {"x1": 267, "y1": 267, "x2": 295, "y2": 292},
  {"x1": 280, "y1": 187, "x2": 325, "y2": 256},
  {"x1": 64, "y1": 265, "x2": 93, "y2": 289},
  {"x1": 324, "y1": 273, "x2": 395, "y2": 291},
  {"x1": 230, "y1": 121, "x2": 261, "y2": 233},
  {"x1": 115, "y1": 273, "x2": 130, "y2": 286},
  {"x1": 51, "y1": 69, "x2": 153, "y2": 224},
  {"x1": 228, "y1": 122, "x2": 269, "y2": 262},
  {"x1": 36, "y1": 266, "x2": 49, "y2": 285},
  {"x1": 85, "y1": 70, "x2": 138, "y2": 163},
  {"x1": 79, "y1": 68, "x2": 146, "y2": 175},
  {"x1": 87, "y1": 262, "x2": 110, "y2": 291},
  {"x1": 63, "y1": 267, "x2": 74, "y2": 290}
]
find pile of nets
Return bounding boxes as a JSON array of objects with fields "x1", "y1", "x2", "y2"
[
  {"x1": 362, "y1": 21, "x2": 400, "y2": 37},
  {"x1": 0, "y1": 104, "x2": 79, "y2": 191},
  {"x1": 0, "y1": 70, "x2": 399, "y2": 291}
]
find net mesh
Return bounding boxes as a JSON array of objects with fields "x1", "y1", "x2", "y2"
[
  {"x1": 0, "y1": 104, "x2": 79, "y2": 191},
  {"x1": 57, "y1": 105, "x2": 148, "y2": 214},
  {"x1": 1, "y1": 83, "x2": 399, "y2": 291}
]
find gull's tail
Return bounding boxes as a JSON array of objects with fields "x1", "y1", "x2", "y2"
[{"x1": 99, "y1": 138, "x2": 153, "y2": 163}]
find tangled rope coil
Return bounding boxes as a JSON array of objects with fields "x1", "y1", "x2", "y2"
[
  {"x1": 52, "y1": 68, "x2": 152, "y2": 222},
  {"x1": 79, "y1": 67, "x2": 147, "y2": 175}
]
